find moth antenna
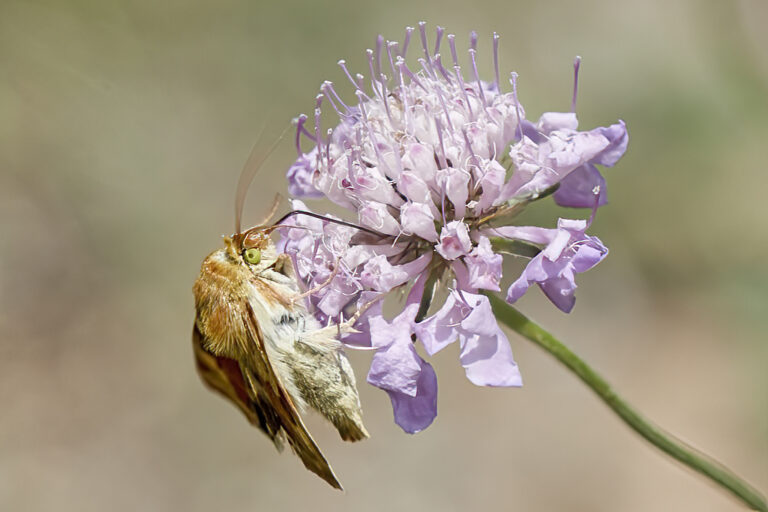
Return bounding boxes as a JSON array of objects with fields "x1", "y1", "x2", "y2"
[
  {"x1": 271, "y1": 210, "x2": 389, "y2": 237},
  {"x1": 234, "y1": 124, "x2": 291, "y2": 236},
  {"x1": 258, "y1": 194, "x2": 284, "y2": 227}
]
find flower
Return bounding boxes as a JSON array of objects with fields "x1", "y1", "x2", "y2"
[
  {"x1": 280, "y1": 24, "x2": 627, "y2": 432},
  {"x1": 487, "y1": 219, "x2": 608, "y2": 313}
]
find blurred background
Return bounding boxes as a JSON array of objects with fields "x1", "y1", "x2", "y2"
[{"x1": 1, "y1": 0, "x2": 766, "y2": 510}]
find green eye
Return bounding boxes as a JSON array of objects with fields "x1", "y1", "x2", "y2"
[{"x1": 243, "y1": 248, "x2": 261, "y2": 265}]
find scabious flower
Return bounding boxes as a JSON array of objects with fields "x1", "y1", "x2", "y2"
[{"x1": 279, "y1": 24, "x2": 627, "y2": 433}]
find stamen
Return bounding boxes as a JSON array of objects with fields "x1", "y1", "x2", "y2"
[
  {"x1": 389, "y1": 41, "x2": 401, "y2": 60},
  {"x1": 366, "y1": 50, "x2": 383, "y2": 100},
  {"x1": 323, "y1": 80, "x2": 352, "y2": 113},
  {"x1": 434, "y1": 26, "x2": 445, "y2": 55},
  {"x1": 469, "y1": 49, "x2": 488, "y2": 108},
  {"x1": 321, "y1": 82, "x2": 346, "y2": 118},
  {"x1": 432, "y1": 53, "x2": 453, "y2": 82},
  {"x1": 418, "y1": 56, "x2": 438, "y2": 81},
  {"x1": 571, "y1": 55, "x2": 582, "y2": 113},
  {"x1": 375, "y1": 35, "x2": 384, "y2": 77},
  {"x1": 337, "y1": 60, "x2": 359, "y2": 89},
  {"x1": 395, "y1": 65, "x2": 411, "y2": 133},
  {"x1": 325, "y1": 128, "x2": 333, "y2": 174},
  {"x1": 401, "y1": 26, "x2": 414, "y2": 57},
  {"x1": 379, "y1": 73, "x2": 393, "y2": 123},
  {"x1": 397, "y1": 57, "x2": 428, "y2": 92},
  {"x1": 294, "y1": 114, "x2": 309, "y2": 155},
  {"x1": 418, "y1": 21, "x2": 435, "y2": 73},
  {"x1": 588, "y1": 184, "x2": 600, "y2": 226},
  {"x1": 314, "y1": 95, "x2": 324, "y2": 147},
  {"x1": 386, "y1": 41, "x2": 398, "y2": 80},
  {"x1": 354, "y1": 73, "x2": 371, "y2": 100},
  {"x1": 434, "y1": 117, "x2": 449, "y2": 169},
  {"x1": 469, "y1": 30, "x2": 478, "y2": 52},
  {"x1": 432, "y1": 77, "x2": 454, "y2": 131},
  {"x1": 447, "y1": 34, "x2": 459, "y2": 66},
  {"x1": 357, "y1": 90, "x2": 399, "y2": 176},
  {"x1": 510, "y1": 72, "x2": 522, "y2": 140},
  {"x1": 454, "y1": 65, "x2": 474, "y2": 120},
  {"x1": 492, "y1": 32, "x2": 500, "y2": 92}
]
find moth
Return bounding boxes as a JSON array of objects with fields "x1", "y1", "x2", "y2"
[{"x1": 192, "y1": 186, "x2": 369, "y2": 489}]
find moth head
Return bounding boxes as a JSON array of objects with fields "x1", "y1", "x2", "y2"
[{"x1": 230, "y1": 226, "x2": 280, "y2": 273}]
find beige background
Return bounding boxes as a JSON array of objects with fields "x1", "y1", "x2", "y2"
[{"x1": 1, "y1": 1, "x2": 766, "y2": 510}]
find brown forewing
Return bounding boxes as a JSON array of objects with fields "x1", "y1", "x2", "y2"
[{"x1": 192, "y1": 304, "x2": 343, "y2": 490}]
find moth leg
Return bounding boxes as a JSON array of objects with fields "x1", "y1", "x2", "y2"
[
  {"x1": 290, "y1": 257, "x2": 341, "y2": 305},
  {"x1": 259, "y1": 254, "x2": 298, "y2": 286},
  {"x1": 272, "y1": 252, "x2": 296, "y2": 279}
]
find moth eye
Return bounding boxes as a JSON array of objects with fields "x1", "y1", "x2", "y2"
[{"x1": 243, "y1": 248, "x2": 261, "y2": 265}]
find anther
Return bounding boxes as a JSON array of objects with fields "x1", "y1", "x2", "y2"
[
  {"x1": 469, "y1": 48, "x2": 488, "y2": 108},
  {"x1": 492, "y1": 33, "x2": 501, "y2": 92},
  {"x1": 571, "y1": 56, "x2": 582, "y2": 113},
  {"x1": 447, "y1": 34, "x2": 459, "y2": 67},
  {"x1": 434, "y1": 26, "x2": 445, "y2": 55},
  {"x1": 402, "y1": 26, "x2": 414, "y2": 57}
]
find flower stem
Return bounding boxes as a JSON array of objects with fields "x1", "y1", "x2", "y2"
[{"x1": 486, "y1": 293, "x2": 767, "y2": 511}]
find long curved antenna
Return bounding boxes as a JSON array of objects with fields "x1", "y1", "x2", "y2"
[
  {"x1": 234, "y1": 124, "x2": 291, "y2": 235},
  {"x1": 258, "y1": 194, "x2": 283, "y2": 227}
]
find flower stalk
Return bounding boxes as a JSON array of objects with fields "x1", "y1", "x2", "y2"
[{"x1": 486, "y1": 293, "x2": 767, "y2": 511}]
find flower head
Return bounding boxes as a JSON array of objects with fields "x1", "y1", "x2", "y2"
[{"x1": 280, "y1": 24, "x2": 627, "y2": 432}]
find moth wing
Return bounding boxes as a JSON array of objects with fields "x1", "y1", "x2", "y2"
[
  {"x1": 241, "y1": 302, "x2": 344, "y2": 490},
  {"x1": 193, "y1": 321, "x2": 342, "y2": 489},
  {"x1": 192, "y1": 325, "x2": 284, "y2": 448}
]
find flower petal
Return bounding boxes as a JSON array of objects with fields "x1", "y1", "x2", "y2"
[
  {"x1": 457, "y1": 293, "x2": 523, "y2": 387},
  {"x1": 436, "y1": 221, "x2": 472, "y2": 260},
  {"x1": 591, "y1": 120, "x2": 628, "y2": 167},
  {"x1": 358, "y1": 201, "x2": 401, "y2": 235},
  {"x1": 536, "y1": 112, "x2": 578, "y2": 134},
  {"x1": 286, "y1": 150, "x2": 324, "y2": 199},
  {"x1": 400, "y1": 202, "x2": 439, "y2": 242},
  {"x1": 464, "y1": 236, "x2": 503, "y2": 291},
  {"x1": 386, "y1": 361, "x2": 438, "y2": 434},
  {"x1": 553, "y1": 163, "x2": 607, "y2": 208},
  {"x1": 367, "y1": 312, "x2": 421, "y2": 395},
  {"x1": 414, "y1": 293, "x2": 462, "y2": 356},
  {"x1": 505, "y1": 218, "x2": 607, "y2": 312}
]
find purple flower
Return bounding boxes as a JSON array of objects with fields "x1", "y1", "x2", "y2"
[
  {"x1": 367, "y1": 304, "x2": 438, "y2": 433},
  {"x1": 436, "y1": 221, "x2": 473, "y2": 260},
  {"x1": 465, "y1": 236, "x2": 503, "y2": 291},
  {"x1": 490, "y1": 219, "x2": 608, "y2": 313},
  {"x1": 415, "y1": 290, "x2": 522, "y2": 387},
  {"x1": 278, "y1": 24, "x2": 627, "y2": 432},
  {"x1": 286, "y1": 148, "x2": 323, "y2": 199}
]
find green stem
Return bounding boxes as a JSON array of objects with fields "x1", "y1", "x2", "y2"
[{"x1": 486, "y1": 293, "x2": 767, "y2": 511}]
